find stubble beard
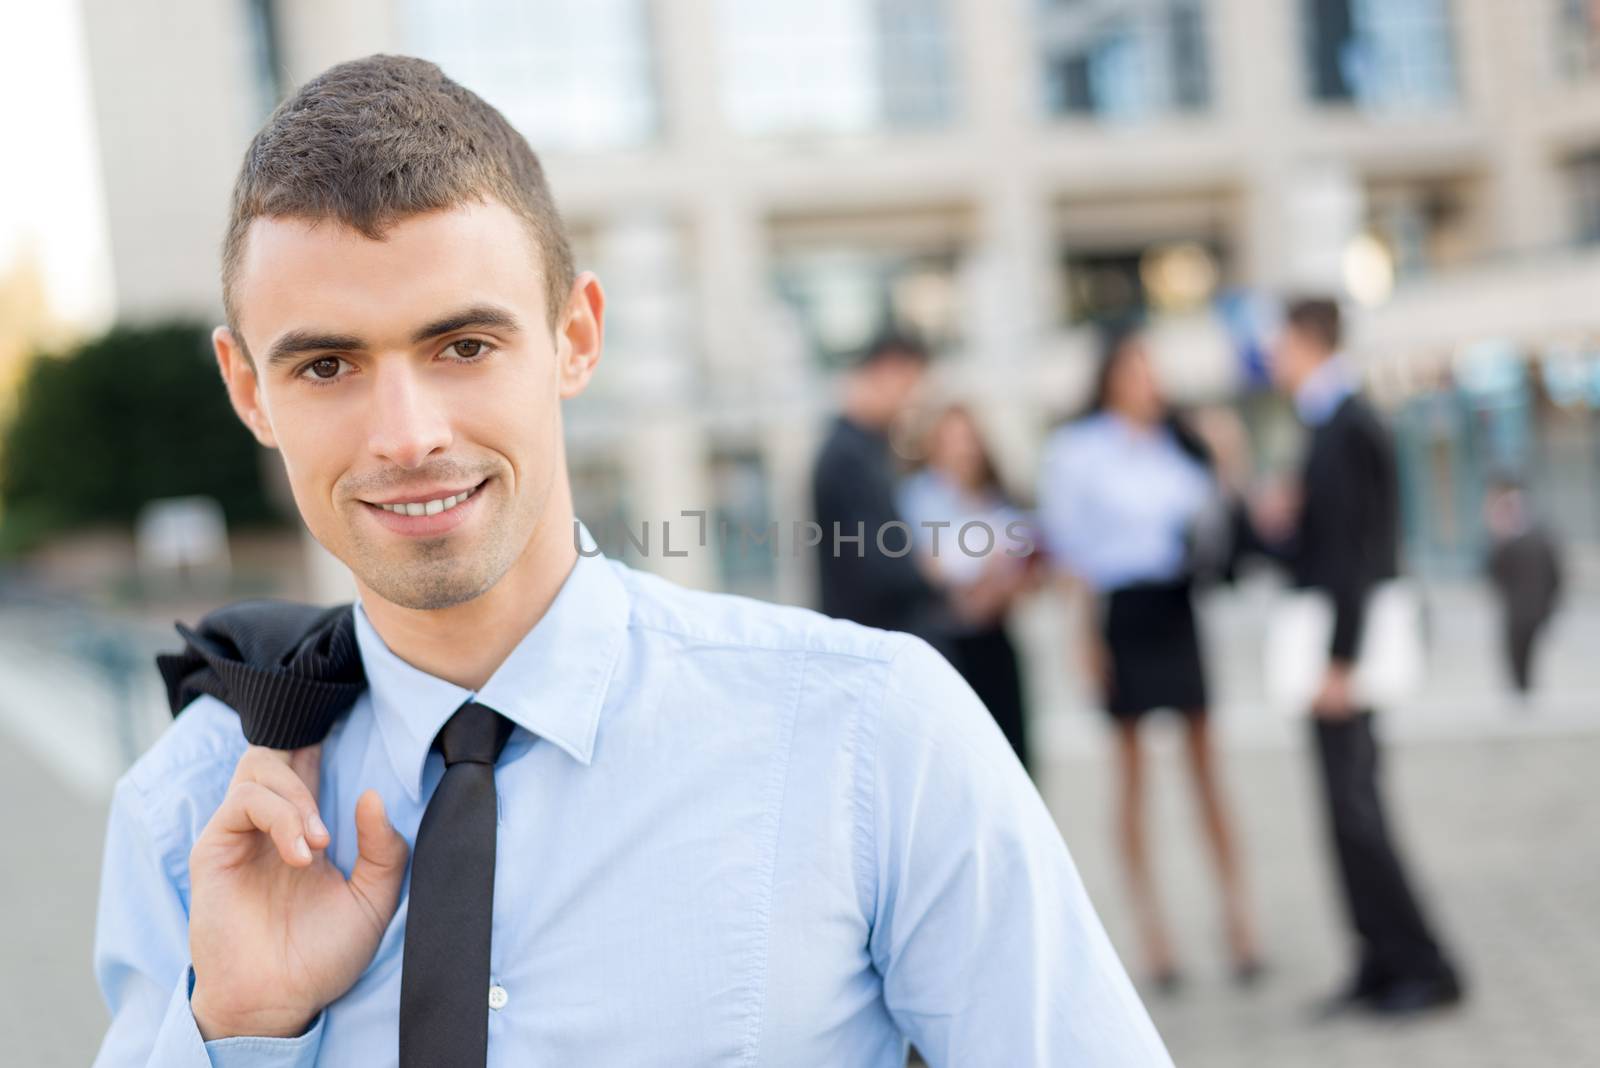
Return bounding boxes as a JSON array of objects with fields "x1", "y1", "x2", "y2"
[{"x1": 343, "y1": 498, "x2": 523, "y2": 611}]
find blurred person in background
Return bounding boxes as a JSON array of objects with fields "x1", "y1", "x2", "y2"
[
  {"x1": 1484, "y1": 476, "x2": 1564, "y2": 698},
  {"x1": 811, "y1": 334, "x2": 952, "y2": 653},
  {"x1": 1260, "y1": 297, "x2": 1463, "y2": 1017},
  {"x1": 1038, "y1": 323, "x2": 1261, "y2": 993},
  {"x1": 897, "y1": 404, "x2": 1041, "y2": 775}
]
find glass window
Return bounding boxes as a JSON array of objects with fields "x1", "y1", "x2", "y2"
[
  {"x1": 773, "y1": 247, "x2": 962, "y2": 368},
  {"x1": 716, "y1": 0, "x2": 955, "y2": 137},
  {"x1": 402, "y1": 0, "x2": 660, "y2": 153},
  {"x1": 1572, "y1": 150, "x2": 1600, "y2": 245},
  {"x1": 242, "y1": 0, "x2": 286, "y2": 123},
  {"x1": 1364, "y1": 178, "x2": 1480, "y2": 277},
  {"x1": 1060, "y1": 240, "x2": 1225, "y2": 324},
  {"x1": 1038, "y1": 0, "x2": 1211, "y2": 121},
  {"x1": 709, "y1": 448, "x2": 779, "y2": 600},
  {"x1": 1555, "y1": 0, "x2": 1600, "y2": 81},
  {"x1": 563, "y1": 215, "x2": 703, "y2": 405},
  {"x1": 1303, "y1": 0, "x2": 1457, "y2": 110}
]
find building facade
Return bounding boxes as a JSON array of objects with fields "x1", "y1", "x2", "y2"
[{"x1": 80, "y1": 0, "x2": 1600, "y2": 596}]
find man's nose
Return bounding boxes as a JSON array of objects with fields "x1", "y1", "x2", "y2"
[{"x1": 366, "y1": 364, "x2": 453, "y2": 469}]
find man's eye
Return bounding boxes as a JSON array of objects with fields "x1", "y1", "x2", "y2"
[
  {"x1": 448, "y1": 338, "x2": 494, "y2": 360},
  {"x1": 302, "y1": 356, "x2": 345, "y2": 381}
]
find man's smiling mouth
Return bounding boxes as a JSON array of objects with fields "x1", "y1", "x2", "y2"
[{"x1": 362, "y1": 479, "x2": 486, "y2": 517}]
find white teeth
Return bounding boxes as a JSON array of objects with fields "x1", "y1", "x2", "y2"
[{"x1": 375, "y1": 482, "x2": 478, "y2": 516}]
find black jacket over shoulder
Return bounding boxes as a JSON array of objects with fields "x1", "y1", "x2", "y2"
[
  {"x1": 810, "y1": 415, "x2": 944, "y2": 643},
  {"x1": 1291, "y1": 393, "x2": 1400, "y2": 662}
]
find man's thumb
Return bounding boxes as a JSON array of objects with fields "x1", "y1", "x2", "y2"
[{"x1": 348, "y1": 789, "x2": 408, "y2": 928}]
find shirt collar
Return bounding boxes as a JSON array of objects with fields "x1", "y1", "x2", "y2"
[
  {"x1": 353, "y1": 523, "x2": 632, "y2": 801},
  {"x1": 1100, "y1": 410, "x2": 1161, "y2": 443},
  {"x1": 1295, "y1": 354, "x2": 1357, "y2": 426}
]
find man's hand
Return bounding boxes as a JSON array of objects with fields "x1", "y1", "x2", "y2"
[
  {"x1": 1313, "y1": 661, "x2": 1355, "y2": 719},
  {"x1": 1250, "y1": 479, "x2": 1301, "y2": 546},
  {"x1": 188, "y1": 745, "x2": 409, "y2": 1040}
]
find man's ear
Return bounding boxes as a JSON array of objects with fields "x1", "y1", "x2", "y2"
[
  {"x1": 213, "y1": 325, "x2": 278, "y2": 449},
  {"x1": 555, "y1": 271, "x2": 605, "y2": 400}
]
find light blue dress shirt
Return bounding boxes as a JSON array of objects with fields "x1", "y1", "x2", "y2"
[
  {"x1": 895, "y1": 469, "x2": 1030, "y2": 588},
  {"x1": 1037, "y1": 413, "x2": 1214, "y2": 592},
  {"x1": 92, "y1": 533, "x2": 1172, "y2": 1066}
]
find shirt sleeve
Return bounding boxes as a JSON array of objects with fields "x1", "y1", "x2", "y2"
[
  {"x1": 91, "y1": 777, "x2": 325, "y2": 1068},
  {"x1": 865, "y1": 636, "x2": 1173, "y2": 1066},
  {"x1": 1318, "y1": 416, "x2": 1390, "y2": 663}
]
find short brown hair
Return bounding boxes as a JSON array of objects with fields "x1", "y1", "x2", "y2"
[
  {"x1": 1284, "y1": 297, "x2": 1342, "y2": 353},
  {"x1": 857, "y1": 331, "x2": 931, "y2": 369},
  {"x1": 221, "y1": 54, "x2": 575, "y2": 356}
]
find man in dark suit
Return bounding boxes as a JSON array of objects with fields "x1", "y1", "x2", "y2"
[
  {"x1": 1264, "y1": 298, "x2": 1464, "y2": 1017},
  {"x1": 811, "y1": 334, "x2": 949, "y2": 651},
  {"x1": 1484, "y1": 476, "x2": 1564, "y2": 695}
]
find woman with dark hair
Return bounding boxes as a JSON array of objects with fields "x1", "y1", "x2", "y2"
[
  {"x1": 898, "y1": 405, "x2": 1040, "y2": 774},
  {"x1": 1037, "y1": 324, "x2": 1260, "y2": 992}
]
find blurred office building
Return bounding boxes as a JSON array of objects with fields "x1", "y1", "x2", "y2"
[{"x1": 76, "y1": 0, "x2": 1600, "y2": 598}]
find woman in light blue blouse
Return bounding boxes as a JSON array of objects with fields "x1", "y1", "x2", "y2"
[
  {"x1": 898, "y1": 405, "x2": 1042, "y2": 775},
  {"x1": 1037, "y1": 325, "x2": 1260, "y2": 992}
]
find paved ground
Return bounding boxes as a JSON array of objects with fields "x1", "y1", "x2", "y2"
[
  {"x1": 4, "y1": 578, "x2": 1598, "y2": 1065},
  {"x1": 1043, "y1": 728, "x2": 1600, "y2": 1067},
  {"x1": 1, "y1": 724, "x2": 109, "y2": 1067}
]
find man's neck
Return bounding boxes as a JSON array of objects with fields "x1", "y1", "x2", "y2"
[
  {"x1": 355, "y1": 509, "x2": 579, "y2": 692},
  {"x1": 1294, "y1": 353, "x2": 1355, "y2": 426}
]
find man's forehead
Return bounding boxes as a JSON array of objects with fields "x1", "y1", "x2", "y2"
[{"x1": 234, "y1": 201, "x2": 544, "y2": 344}]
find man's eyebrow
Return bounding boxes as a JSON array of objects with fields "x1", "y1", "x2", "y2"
[
  {"x1": 263, "y1": 304, "x2": 525, "y2": 371},
  {"x1": 410, "y1": 304, "x2": 525, "y2": 344},
  {"x1": 264, "y1": 330, "x2": 367, "y2": 370}
]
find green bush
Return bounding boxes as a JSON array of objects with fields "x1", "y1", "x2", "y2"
[{"x1": 0, "y1": 321, "x2": 285, "y2": 554}]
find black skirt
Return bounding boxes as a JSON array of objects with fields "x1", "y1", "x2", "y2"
[
  {"x1": 950, "y1": 624, "x2": 1030, "y2": 774},
  {"x1": 1100, "y1": 581, "x2": 1208, "y2": 719}
]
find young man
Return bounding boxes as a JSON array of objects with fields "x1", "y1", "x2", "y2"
[
  {"x1": 92, "y1": 56, "x2": 1171, "y2": 1066},
  {"x1": 810, "y1": 334, "x2": 950, "y2": 652},
  {"x1": 1265, "y1": 298, "x2": 1463, "y2": 1017}
]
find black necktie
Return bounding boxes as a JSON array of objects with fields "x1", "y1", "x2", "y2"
[{"x1": 400, "y1": 700, "x2": 515, "y2": 1067}]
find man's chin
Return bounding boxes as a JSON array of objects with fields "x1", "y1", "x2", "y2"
[
  {"x1": 333, "y1": 509, "x2": 522, "y2": 611},
  {"x1": 341, "y1": 545, "x2": 494, "y2": 612},
  {"x1": 362, "y1": 570, "x2": 492, "y2": 612}
]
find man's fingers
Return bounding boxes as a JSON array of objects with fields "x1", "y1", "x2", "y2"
[
  {"x1": 288, "y1": 744, "x2": 323, "y2": 808},
  {"x1": 213, "y1": 781, "x2": 316, "y2": 867},
  {"x1": 233, "y1": 746, "x2": 329, "y2": 848},
  {"x1": 347, "y1": 790, "x2": 408, "y2": 933}
]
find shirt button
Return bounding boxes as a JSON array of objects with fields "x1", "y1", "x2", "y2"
[{"x1": 488, "y1": 984, "x2": 509, "y2": 1011}]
